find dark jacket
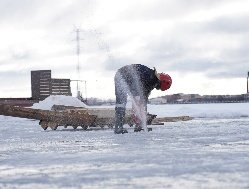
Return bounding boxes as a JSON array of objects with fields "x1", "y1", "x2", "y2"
[{"x1": 115, "y1": 64, "x2": 160, "y2": 102}]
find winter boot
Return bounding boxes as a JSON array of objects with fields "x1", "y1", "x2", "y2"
[
  {"x1": 114, "y1": 127, "x2": 128, "y2": 134},
  {"x1": 134, "y1": 125, "x2": 144, "y2": 132},
  {"x1": 114, "y1": 107, "x2": 128, "y2": 134}
]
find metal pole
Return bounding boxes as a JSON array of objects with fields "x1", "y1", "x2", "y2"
[{"x1": 71, "y1": 80, "x2": 87, "y2": 101}]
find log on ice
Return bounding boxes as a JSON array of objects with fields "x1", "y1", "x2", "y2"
[{"x1": 0, "y1": 104, "x2": 96, "y2": 127}]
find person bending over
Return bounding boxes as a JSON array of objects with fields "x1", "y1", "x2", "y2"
[{"x1": 114, "y1": 64, "x2": 172, "y2": 134}]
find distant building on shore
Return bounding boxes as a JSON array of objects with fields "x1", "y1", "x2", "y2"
[
  {"x1": 149, "y1": 93, "x2": 249, "y2": 104},
  {"x1": 149, "y1": 97, "x2": 168, "y2": 104},
  {"x1": 0, "y1": 70, "x2": 72, "y2": 107}
]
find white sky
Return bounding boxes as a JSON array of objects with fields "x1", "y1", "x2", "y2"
[{"x1": 0, "y1": 0, "x2": 249, "y2": 99}]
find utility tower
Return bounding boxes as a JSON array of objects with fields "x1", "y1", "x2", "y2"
[
  {"x1": 72, "y1": 28, "x2": 87, "y2": 102},
  {"x1": 247, "y1": 71, "x2": 249, "y2": 94},
  {"x1": 75, "y1": 28, "x2": 81, "y2": 98},
  {"x1": 76, "y1": 28, "x2": 80, "y2": 97}
]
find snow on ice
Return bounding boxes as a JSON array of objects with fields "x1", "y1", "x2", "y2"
[
  {"x1": 1, "y1": 96, "x2": 249, "y2": 189},
  {"x1": 32, "y1": 95, "x2": 88, "y2": 110}
]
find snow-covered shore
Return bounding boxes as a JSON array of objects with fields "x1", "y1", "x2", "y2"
[{"x1": 1, "y1": 99, "x2": 249, "y2": 189}]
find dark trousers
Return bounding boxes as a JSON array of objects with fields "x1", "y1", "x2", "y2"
[
  {"x1": 114, "y1": 69, "x2": 148, "y2": 130},
  {"x1": 114, "y1": 72, "x2": 128, "y2": 130}
]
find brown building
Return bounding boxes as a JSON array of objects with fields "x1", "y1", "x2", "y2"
[{"x1": 31, "y1": 70, "x2": 72, "y2": 100}]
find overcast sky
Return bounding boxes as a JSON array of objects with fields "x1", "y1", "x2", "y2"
[{"x1": 1, "y1": 0, "x2": 249, "y2": 99}]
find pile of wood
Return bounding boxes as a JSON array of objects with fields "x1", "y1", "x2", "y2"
[{"x1": 0, "y1": 104, "x2": 193, "y2": 130}]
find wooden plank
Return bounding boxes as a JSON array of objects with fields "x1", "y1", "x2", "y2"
[
  {"x1": 154, "y1": 116, "x2": 193, "y2": 123},
  {"x1": 0, "y1": 104, "x2": 192, "y2": 130},
  {"x1": 0, "y1": 104, "x2": 96, "y2": 127}
]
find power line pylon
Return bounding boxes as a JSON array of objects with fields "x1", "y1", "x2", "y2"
[{"x1": 74, "y1": 27, "x2": 84, "y2": 99}]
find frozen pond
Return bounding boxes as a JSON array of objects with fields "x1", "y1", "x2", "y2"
[{"x1": 1, "y1": 103, "x2": 249, "y2": 189}]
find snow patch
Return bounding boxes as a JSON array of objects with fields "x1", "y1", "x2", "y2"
[{"x1": 31, "y1": 95, "x2": 87, "y2": 110}]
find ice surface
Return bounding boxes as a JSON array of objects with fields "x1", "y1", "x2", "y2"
[
  {"x1": 1, "y1": 102, "x2": 249, "y2": 189},
  {"x1": 148, "y1": 103, "x2": 249, "y2": 119}
]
